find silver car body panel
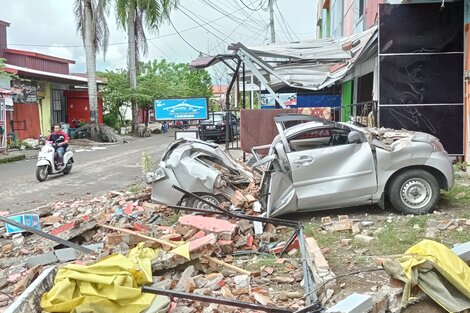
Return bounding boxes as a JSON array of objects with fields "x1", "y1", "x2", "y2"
[
  {"x1": 257, "y1": 116, "x2": 454, "y2": 217},
  {"x1": 149, "y1": 138, "x2": 253, "y2": 205}
]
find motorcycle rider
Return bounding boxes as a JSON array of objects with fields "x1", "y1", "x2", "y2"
[{"x1": 47, "y1": 124, "x2": 69, "y2": 167}]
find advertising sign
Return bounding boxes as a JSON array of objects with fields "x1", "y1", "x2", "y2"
[
  {"x1": 261, "y1": 93, "x2": 297, "y2": 108},
  {"x1": 11, "y1": 79, "x2": 37, "y2": 104},
  {"x1": 154, "y1": 97, "x2": 208, "y2": 121}
]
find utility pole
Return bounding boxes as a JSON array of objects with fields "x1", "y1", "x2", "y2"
[{"x1": 269, "y1": 0, "x2": 275, "y2": 43}]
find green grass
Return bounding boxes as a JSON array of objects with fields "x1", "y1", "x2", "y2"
[
  {"x1": 442, "y1": 184, "x2": 470, "y2": 204},
  {"x1": 127, "y1": 185, "x2": 141, "y2": 194},
  {"x1": 0, "y1": 154, "x2": 26, "y2": 164},
  {"x1": 242, "y1": 255, "x2": 288, "y2": 271}
]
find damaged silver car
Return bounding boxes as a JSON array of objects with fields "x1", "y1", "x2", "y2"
[
  {"x1": 252, "y1": 115, "x2": 454, "y2": 217},
  {"x1": 146, "y1": 138, "x2": 254, "y2": 209}
]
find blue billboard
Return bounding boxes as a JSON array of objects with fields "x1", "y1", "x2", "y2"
[{"x1": 154, "y1": 97, "x2": 208, "y2": 121}]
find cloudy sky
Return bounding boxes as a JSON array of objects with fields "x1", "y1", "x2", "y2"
[{"x1": 0, "y1": 0, "x2": 317, "y2": 77}]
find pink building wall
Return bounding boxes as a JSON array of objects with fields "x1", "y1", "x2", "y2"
[
  {"x1": 343, "y1": 0, "x2": 355, "y2": 37},
  {"x1": 365, "y1": 0, "x2": 384, "y2": 29}
]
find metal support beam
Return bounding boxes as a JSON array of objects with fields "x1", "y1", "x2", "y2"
[
  {"x1": 142, "y1": 286, "x2": 293, "y2": 313},
  {"x1": 0, "y1": 216, "x2": 96, "y2": 254},
  {"x1": 238, "y1": 51, "x2": 286, "y2": 108}
]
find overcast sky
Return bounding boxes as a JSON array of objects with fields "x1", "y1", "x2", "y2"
[{"x1": 0, "y1": 0, "x2": 317, "y2": 78}]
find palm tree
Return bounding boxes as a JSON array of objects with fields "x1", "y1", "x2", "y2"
[
  {"x1": 74, "y1": 0, "x2": 109, "y2": 138},
  {"x1": 114, "y1": 0, "x2": 178, "y2": 135}
]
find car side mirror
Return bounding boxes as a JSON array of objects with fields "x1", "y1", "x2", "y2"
[{"x1": 348, "y1": 131, "x2": 365, "y2": 144}]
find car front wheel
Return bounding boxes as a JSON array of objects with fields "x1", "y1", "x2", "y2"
[{"x1": 388, "y1": 169, "x2": 440, "y2": 214}]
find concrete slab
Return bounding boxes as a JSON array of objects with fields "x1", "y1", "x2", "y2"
[
  {"x1": 26, "y1": 252, "x2": 58, "y2": 268},
  {"x1": 326, "y1": 293, "x2": 373, "y2": 313},
  {"x1": 452, "y1": 241, "x2": 470, "y2": 262}
]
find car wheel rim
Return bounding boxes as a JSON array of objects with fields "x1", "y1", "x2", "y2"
[
  {"x1": 400, "y1": 178, "x2": 432, "y2": 210},
  {"x1": 194, "y1": 196, "x2": 220, "y2": 210}
]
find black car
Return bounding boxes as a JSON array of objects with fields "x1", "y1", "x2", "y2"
[{"x1": 198, "y1": 112, "x2": 239, "y2": 142}]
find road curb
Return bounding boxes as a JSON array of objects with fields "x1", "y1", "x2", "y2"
[{"x1": 0, "y1": 154, "x2": 26, "y2": 164}]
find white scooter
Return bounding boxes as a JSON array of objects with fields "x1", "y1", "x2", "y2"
[{"x1": 36, "y1": 137, "x2": 74, "y2": 182}]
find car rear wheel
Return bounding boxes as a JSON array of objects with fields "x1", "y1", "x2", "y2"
[
  {"x1": 185, "y1": 193, "x2": 226, "y2": 211},
  {"x1": 388, "y1": 169, "x2": 439, "y2": 214}
]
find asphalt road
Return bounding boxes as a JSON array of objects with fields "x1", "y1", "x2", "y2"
[{"x1": 0, "y1": 132, "x2": 176, "y2": 214}]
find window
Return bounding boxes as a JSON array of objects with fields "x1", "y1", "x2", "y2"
[
  {"x1": 330, "y1": 0, "x2": 343, "y2": 37},
  {"x1": 288, "y1": 128, "x2": 351, "y2": 151},
  {"x1": 354, "y1": 0, "x2": 365, "y2": 34}
]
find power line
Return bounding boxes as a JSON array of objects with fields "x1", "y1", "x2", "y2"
[
  {"x1": 275, "y1": 1, "x2": 300, "y2": 41},
  {"x1": 168, "y1": 18, "x2": 206, "y2": 56},
  {"x1": 274, "y1": 9, "x2": 293, "y2": 42},
  {"x1": 239, "y1": 0, "x2": 265, "y2": 11},
  {"x1": 7, "y1": 6, "x2": 249, "y2": 49},
  {"x1": 209, "y1": 9, "x2": 257, "y2": 54},
  {"x1": 199, "y1": 0, "x2": 266, "y2": 33}
]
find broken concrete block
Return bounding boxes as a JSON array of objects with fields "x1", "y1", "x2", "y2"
[
  {"x1": 452, "y1": 241, "x2": 470, "y2": 262},
  {"x1": 26, "y1": 252, "x2": 58, "y2": 268},
  {"x1": 179, "y1": 215, "x2": 237, "y2": 238},
  {"x1": 176, "y1": 265, "x2": 196, "y2": 292},
  {"x1": 203, "y1": 273, "x2": 224, "y2": 291},
  {"x1": 305, "y1": 237, "x2": 330, "y2": 270},
  {"x1": 354, "y1": 234, "x2": 376, "y2": 244},
  {"x1": 54, "y1": 248, "x2": 76, "y2": 262},
  {"x1": 326, "y1": 293, "x2": 373, "y2": 313},
  {"x1": 233, "y1": 274, "x2": 250, "y2": 288}
]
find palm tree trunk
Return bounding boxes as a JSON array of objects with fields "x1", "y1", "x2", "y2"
[
  {"x1": 127, "y1": 6, "x2": 138, "y2": 135},
  {"x1": 83, "y1": 0, "x2": 100, "y2": 139}
]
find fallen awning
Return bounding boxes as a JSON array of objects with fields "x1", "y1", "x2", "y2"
[
  {"x1": 4, "y1": 64, "x2": 103, "y2": 85},
  {"x1": 232, "y1": 26, "x2": 378, "y2": 91}
]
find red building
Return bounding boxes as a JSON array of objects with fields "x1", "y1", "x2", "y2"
[{"x1": 0, "y1": 19, "x2": 104, "y2": 144}]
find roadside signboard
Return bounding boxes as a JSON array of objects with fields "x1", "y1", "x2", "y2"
[{"x1": 154, "y1": 97, "x2": 208, "y2": 121}]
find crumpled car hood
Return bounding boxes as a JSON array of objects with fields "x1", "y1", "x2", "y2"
[
  {"x1": 361, "y1": 127, "x2": 441, "y2": 152},
  {"x1": 162, "y1": 138, "x2": 254, "y2": 186}
]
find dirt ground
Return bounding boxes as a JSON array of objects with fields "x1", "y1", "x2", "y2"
[{"x1": 285, "y1": 172, "x2": 470, "y2": 312}]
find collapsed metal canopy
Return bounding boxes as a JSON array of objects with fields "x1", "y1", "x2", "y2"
[{"x1": 191, "y1": 27, "x2": 377, "y2": 108}]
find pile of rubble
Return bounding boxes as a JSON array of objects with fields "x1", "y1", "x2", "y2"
[{"x1": 0, "y1": 187, "x2": 332, "y2": 313}]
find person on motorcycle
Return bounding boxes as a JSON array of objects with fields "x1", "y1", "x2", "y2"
[{"x1": 47, "y1": 124, "x2": 69, "y2": 167}]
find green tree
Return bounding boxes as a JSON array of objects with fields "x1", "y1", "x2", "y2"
[
  {"x1": 100, "y1": 69, "x2": 131, "y2": 128},
  {"x1": 114, "y1": 0, "x2": 178, "y2": 135},
  {"x1": 101, "y1": 60, "x2": 213, "y2": 130},
  {"x1": 74, "y1": 0, "x2": 109, "y2": 138}
]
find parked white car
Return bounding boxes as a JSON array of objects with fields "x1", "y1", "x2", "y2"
[{"x1": 252, "y1": 115, "x2": 454, "y2": 216}]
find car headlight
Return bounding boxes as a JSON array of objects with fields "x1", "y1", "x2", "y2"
[
  {"x1": 431, "y1": 139, "x2": 444, "y2": 152},
  {"x1": 145, "y1": 167, "x2": 167, "y2": 183},
  {"x1": 214, "y1": 175, "x2": 226, "y2": 188}
]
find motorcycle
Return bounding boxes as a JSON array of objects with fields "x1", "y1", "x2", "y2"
[{"x1": 36, "y1": 137, "x2": 74, "y2": 182}]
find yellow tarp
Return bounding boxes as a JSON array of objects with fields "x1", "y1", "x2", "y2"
[
  {"x1": 383, "y1": 239, "x2": 470, "y2": 312},
  {"x1": 40, "y1": 243, "x2": 159, "y2": 313}
]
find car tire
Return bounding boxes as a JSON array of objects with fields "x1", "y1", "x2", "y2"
[
  {"x1": 185, "y1": 193, "x2": 227, "y2": 211},
  {"x1": 388, "y1": 169, "x2": 440, "y2": 214}
]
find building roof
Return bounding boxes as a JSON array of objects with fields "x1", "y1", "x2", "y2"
[
  {"x1": 0, "y1": 20, "x2": 10, "y2": 27},
  {"x1": 5, "y1": 48, "x2": 75, "y2": 64},
  {"x1": 212, "y1": 85, "x2": 228, "y2": 94},
  {"x1": 4, "y1": 64, "x2": 103, "y2": 84}
]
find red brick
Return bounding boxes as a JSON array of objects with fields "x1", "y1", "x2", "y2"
[
  {"x1": 189, "y1": 233, "x2": 216, "y2": 252},
  {"x1": 188, "y1": 230, "x2": 206, "y2": 242},
  {"x1": 123, "y1": 202, "x2": 133, "y2": 215},
  {"x1": 49, "y1": 221, "x2": 75, "y2": 236},
  {"x1": 269, "y1": 237, "x2": 300, "y2": 254},
  {"x1": 179, "y1": 215, "x2": 237, "y2": 236},
  {"x1": 244, "y1": 234, "x2": 254, "y2": 250},
  {"x1": 217, "y1": 240, "x2": 234, "y2": 254}
]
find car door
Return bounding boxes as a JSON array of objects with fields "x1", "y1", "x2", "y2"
[{"x1": 285, "y1": 127, "x2": 378, "y2": 210}]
